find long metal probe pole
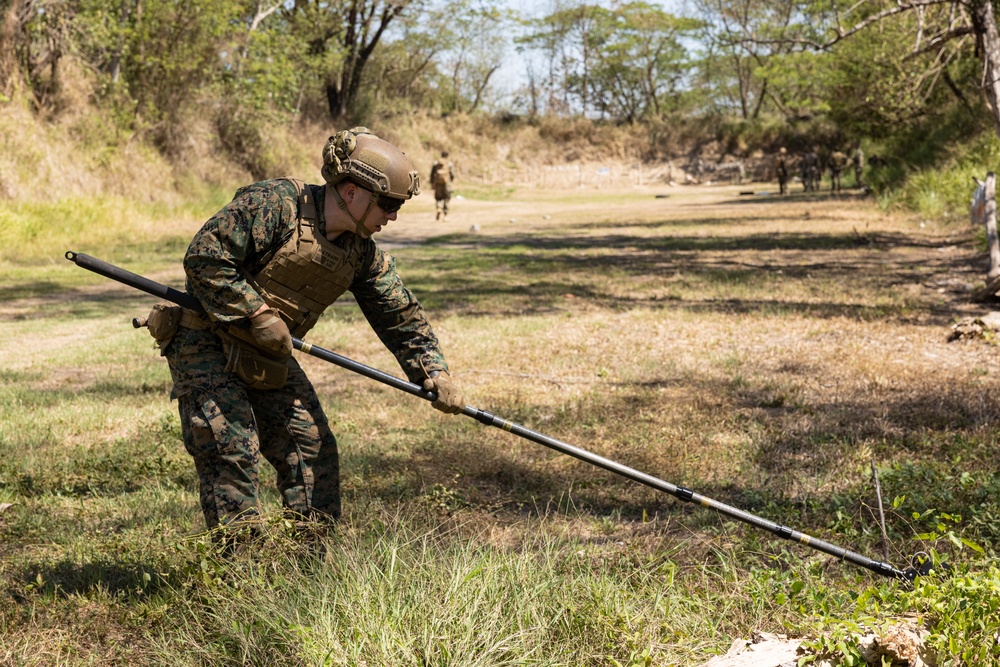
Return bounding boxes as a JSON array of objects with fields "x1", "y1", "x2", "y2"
[{"x1": 66, "y1": 251, "x2": 911, "y2": 581}]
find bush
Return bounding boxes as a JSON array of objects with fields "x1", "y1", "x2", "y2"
[{"x1": 870, "y1": 131, "x2": 1000, "y2": 221}]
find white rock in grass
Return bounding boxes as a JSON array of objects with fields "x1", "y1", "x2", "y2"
[{"x1": 698, "y1": 632, "x2": 804, "y2": 667}]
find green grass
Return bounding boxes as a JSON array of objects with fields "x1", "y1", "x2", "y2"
[
  {"x1": 2, "y1": 187, "x2": 999, "y2": 664},
  {"x1": 455, "y1": 184, "x2": 519, "y2": 201},
  {"x1": 0, "y1": 191, "x2": 231, "y2": 264}
]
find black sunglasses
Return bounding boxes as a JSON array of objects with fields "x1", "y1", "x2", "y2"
[{"x1": 376, "y1": 194, "x2": 405, "y2": 213}]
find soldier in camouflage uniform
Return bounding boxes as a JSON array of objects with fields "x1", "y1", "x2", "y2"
[
  {"x1": 801, "y1": 149, "x2": 820, "y2": 192},
  {"x1": 430, "y1": 151, "x2": 454, "y2": 220},
  {"x1": 161, "y1": 127, "x2": 464, "y2": 532},
  {"x1": 829, "y1": 149, "x2": 848, "y2": 193},
  {"x1": 775, "y1": 147, "x2": 789, "y2": 195}
]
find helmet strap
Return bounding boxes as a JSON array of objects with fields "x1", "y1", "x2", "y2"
[{"x1": 330, "y1": 183, "x2": 378, "y2": 238}]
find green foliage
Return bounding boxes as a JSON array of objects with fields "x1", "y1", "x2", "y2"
[
  {"x1": 517, "y1": 2, "x2": 701, "y2": 119},
  {"x1": 793, "y1": 563, "x2": 1000, "y2": 666},
  {"x1": 868, "y1": 130, "x2": 1000, "y2": 220}
]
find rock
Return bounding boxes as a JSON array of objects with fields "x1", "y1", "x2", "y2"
[
  {"x1": 948, "y1": 314, "x2": 1000, "y2": 341},
  {"x1": 857, "y1": 622, "x2": 936, "y2": 667},
  {"x1": 980, "y1": 311, "x2": 1000, "y2": 329},
  {"x1": 698, "y1": 632, "x2": 804, "y2": 667},
  {"x1": 469, "y1": 224, "x2": 480, "y2": 232}
]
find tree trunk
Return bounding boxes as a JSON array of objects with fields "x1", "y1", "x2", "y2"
[
  {"x1": 0, "y1": 1, "x2": 20, "y2": 96},
  {"x1": 972, "y1": 0, "x2": 1000, "y2": 140},
  {"x1": 985, "y1": 172, "x2": 1000, "y2": 279},
  {"x1": 326, "y1": 83, "x2": 347, "y2": 120}
]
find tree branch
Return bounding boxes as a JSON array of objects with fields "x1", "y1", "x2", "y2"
[{"x1": 903, "y1": 26, "x2": 973, "y2": 59}]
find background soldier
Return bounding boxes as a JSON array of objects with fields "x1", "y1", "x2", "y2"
[
  {"x1": 852, "y1": 145, "x2": 865, "y2": 189},
  {"x1": 829, "y1": 149, "x2": 847, "y2": 193},
  {"x1": 801, "y1": 149, "x2": 820, "y2": 192},
  {"x1": 430, "y1": 150, "x2": 455, "y2": 220},
  {"x1": 159, "y1": 127, "x2": 465, "y2": 535},
  {"x1": 775, "y1": 147, "x2": 789, "y2": 195}
]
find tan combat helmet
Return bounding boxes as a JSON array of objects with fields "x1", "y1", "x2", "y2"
[{"x1": 321, "y1": 127, "x2": 421, "y2": 199}]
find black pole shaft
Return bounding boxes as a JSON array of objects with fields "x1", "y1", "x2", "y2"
[{"x1": 66, "y1": 250, "x2": 910, "y2": 581}]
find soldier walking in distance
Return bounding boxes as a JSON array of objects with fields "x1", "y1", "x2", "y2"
[
  {"x1": 852, "y1": 145, "x2": 865, "y2": 189},
  {"x1": 775, "y1": 147, "x2": 789, "y2": 195},
  {"x1": 156, "y1": 127, "x2": 465, "y2": 535},
  {"x1": 430, "y1": 150, "x2": 455, "y2": 220},
  {"x1": 829, "y1": 149, "x2": 848, "y2": 193},
  {"x1": 801, "y1": 149, "x2": 820, "y2": 192}
]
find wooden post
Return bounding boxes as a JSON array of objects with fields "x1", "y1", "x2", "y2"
[{"x1": 986, "y1": 172, "x2": 1000, "y2": 280}]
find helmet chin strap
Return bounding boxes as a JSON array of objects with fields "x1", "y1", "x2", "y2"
[{"x1": 331, "y1": 184, "x2": 378, "y2": 238}]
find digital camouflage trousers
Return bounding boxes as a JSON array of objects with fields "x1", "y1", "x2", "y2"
[{"x1": 164, "y1": 327, "x2": 341, "y2": 529}]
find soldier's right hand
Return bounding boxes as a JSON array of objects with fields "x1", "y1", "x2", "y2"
[{"x1": 249, "y1": 307, "x2": 293, "y2": 356}]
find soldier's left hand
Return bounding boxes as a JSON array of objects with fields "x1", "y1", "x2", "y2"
[{"x1": 422, "y1": 371, "x2": 465, "y2": 414}]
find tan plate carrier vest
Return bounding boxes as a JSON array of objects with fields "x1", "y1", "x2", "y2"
[{"x1": 249, "y1": 179, "x2": 363, "y2": 340}]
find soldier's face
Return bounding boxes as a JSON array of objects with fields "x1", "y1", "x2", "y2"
[{"x1": 347, "y1": 184, "x2": 398, "y2": 235}]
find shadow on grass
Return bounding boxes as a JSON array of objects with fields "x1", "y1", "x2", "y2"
[
  {"x1": 10, "y1": 558, "x2": 174, "y2": 600},
  {"x1": 710, "y1": 191, "x2": 871, "y2": 207},
  {"x1": 1, "y1": 283, "x2": 161, "y2": 322},
  {"x1": 3, "y1": 379, "x2": 173, "y2": 411},
  {"x1": 393, "y1": 226, "x2": 980, "y2": 323}
]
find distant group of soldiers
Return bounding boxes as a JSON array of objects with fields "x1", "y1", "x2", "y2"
[{"x1": 774, "y1": 145, "x2": 865, "y2": 195}]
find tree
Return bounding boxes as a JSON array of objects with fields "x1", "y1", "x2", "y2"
[
  {"x1": 518, "y1": 0, "x2": 698, "y2": 120},
  {"x1": 0, "y1": 0, "x2": 74, "y2": 107},
  {"x1": 728, "y1": 0, "x2": 1000, "y2": 142},
  {"x1": 282, "y1": 0, "x2": 416, "y2": 120},
  {"x1": 518, "y1": 1, "x2": 609, "y2": 115},
  {"x1": 589, "y1": 2, "x2": 701, "y2": 121},
  {"x1": 438, "y1": 0, "x2": 510, "y2": 114},
  {"x1": 691, "y1": 0, "x2": 831, "y2": 121}
]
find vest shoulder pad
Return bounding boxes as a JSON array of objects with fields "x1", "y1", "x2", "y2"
[{"x1": 282, "y1": 178, "x2": 317, "y2": 222}]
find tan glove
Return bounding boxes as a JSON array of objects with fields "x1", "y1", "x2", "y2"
[
  {"x1": 422, "y1": 371, "x2": 465, "y2": 414},
  {"x1": 249, "y1": 308, "x2": 292, "y2": 357}
]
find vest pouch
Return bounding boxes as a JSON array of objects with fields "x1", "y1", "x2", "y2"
[
  {"x1": 222, "y1": 338, "x2": 289, "y2": 390},
  {"x1": 146, "y1": 301, "x2": 182, "y2": 352}
]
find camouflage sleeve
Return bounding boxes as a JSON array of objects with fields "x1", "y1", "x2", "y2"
[
  {"x1": 351, "y1": 245, "x2": 448, "y2": 383},
  {"x1": 183, "y1": 180, "x2": 299, "y2": 324}
]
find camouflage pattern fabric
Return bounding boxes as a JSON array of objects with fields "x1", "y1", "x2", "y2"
[
  {"x1": 170, "y1": 178, "x2": 448, "y2": 528},
  {"x1": 165, "y1": 327, "x2": 340, "y2": 527}
]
